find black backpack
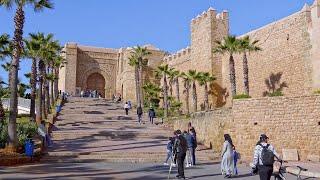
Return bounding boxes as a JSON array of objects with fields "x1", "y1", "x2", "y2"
[
  {"x1": 259, "y1": 144, "x2": 275, "y2": 166},
  {"x1": 176, "y1": 135, "x2": 187, "y2": 153}
]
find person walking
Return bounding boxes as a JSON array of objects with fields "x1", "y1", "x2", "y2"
[
  {"x1": 221, "y1": 134, "x2": 235, "y2": 178},
  {"x1": 124, "y1": 102, "x2": 129, "y2": 115},
  {"x1": 148, "y1": 107, "x2": 156, "y2": 124},
  {"x1": 164, "y1": 137, "x2": 175, "y2": 166},
  {"x1": 173, "y1": 130, "x2": 187, "y2": 179},
  {"x1": 137, "y1": 106, "x2": 143, "y2": 124},
  {"x1": 252, "y1": 134, "x2": 280, "y2": 180}
]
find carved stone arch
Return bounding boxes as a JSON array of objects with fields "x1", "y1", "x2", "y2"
[{"x1": 82, "y1": 68, "x2": 115, "y2": 99}]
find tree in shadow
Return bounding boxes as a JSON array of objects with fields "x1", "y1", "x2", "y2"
[{"x1": 263, "y1": 72, "x2": 288, "y2": 97}]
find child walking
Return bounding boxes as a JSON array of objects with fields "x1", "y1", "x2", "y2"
[
  {"x1": 164, "y1": 137, "x2": 175, "y2": 166},
  {"x1": 233, "y1": 146, "x2": 240, "y2": 175}
]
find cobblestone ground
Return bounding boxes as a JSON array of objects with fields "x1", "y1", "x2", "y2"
[{"x1": 0, "y1": 98, "x2": 311, "y2": 179}]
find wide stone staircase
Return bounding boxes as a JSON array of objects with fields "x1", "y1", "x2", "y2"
[{"x1": 44, "y1": 97, "x2": 214, "y2": 163}]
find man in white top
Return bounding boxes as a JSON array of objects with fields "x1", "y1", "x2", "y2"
[
  {"x1": 124, "y1": 102, "x2": 129, "y2": 115},
  {"x1": 252, "y1": 134, "x2": 281, "y2": 180}
]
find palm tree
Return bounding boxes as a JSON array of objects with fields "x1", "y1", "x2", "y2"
[
  {"x1": 239, "y1": 36, "x2": 261, "y2": 95},
  {"x1": 186, "y1": 70, "x2": 201, "y2": 112},
  {"x1": 198, "y1": 72, "x2": 216, "y2": 110},
  {"x1": 142, "y1": 82, "x2": 161, "y2": 106},
  {"x1": 53, "y1": 56, "x2": 65, "y2": 101},
  {"x1": 180, "y1": 72, "x2": 191, "y2": 114},
  {"x1": 24, "y1": 35, "x2": 41, "y2": 120},
  {"x1": 128, "y1": 55, "x2": 140, "y2": 108},
  {"x1": 129, "y1": 46, "x2": 151, "y2": 108},
  {"x1": 167, "y1": 68, "x2": 179, "y2": 97},
  {"x1": 0, "y1": 0, "x2": 53, "y2": 150},
  {"x1": 213, "y1": 35, "x2": 240, "y2": 97},
  {"x1": 156, "y1": 64, "x2": 170, "y2": 118}
]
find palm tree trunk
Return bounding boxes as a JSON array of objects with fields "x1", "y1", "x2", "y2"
[
  {"x1": 36, "y1": 60, "x2": 45, "y2": 124},
  {"x1": 243, "y1": 52, "x2": 249, "y2": 95},
  {"x1": 204, "y1": 83, "x2": 209, "y2": 110},
  {"x1": 45, "y1": 67, "x2": 50, "y2": 114},
  {"x1": 169, "y1": 82, "x2": 173, "y2": 97},
  {"x1": 42, "y1": 83, "x2": 47, "y2": 119},
  {"x1": 229, "y1": 54, "x2": 237, "y2": 97},
  {"x1": 184, "y1": 81, "x2": 190, "y2": 115},
  {"x1": 50, "y1": 68, "x2": 54, "y2": 106},
  {"x1": 138, "y1": 60, "x2": 143, "y2": 107},
  {"x1": 54, "y1": 68, "x2": 59, "y2": 100},
  {"x1": 163, "y1": 74, "x2": 168, "y2": 118},
  {"x1": 8, "y1": 5, "x2": 25, "y2": 150},
  {"x1": 30, "y1": 58, "x2": 37, "y2": 121},
  {"x1": 135, "y1": 66, "x2": 140, "y2": 107},
  {"x1": 192, "y1": 82, "x2": 197, "y2": 112},
  {"x1": 175, "y1": 78, "x2": 180, "y2": 102}
]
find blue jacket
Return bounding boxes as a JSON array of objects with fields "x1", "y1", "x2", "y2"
[{"x1": 167, "y1": 141, "x2": 173, "y2": 151}]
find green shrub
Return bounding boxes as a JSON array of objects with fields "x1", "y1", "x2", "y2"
[
  {"x1": 0, "y1": 121, "x2": 8, "y2": 148},
  {"x1": 266, "y1": 90, "x2": 283, "y2": 97},
  {"x1": 0, "y1": 119, "x2": 38, "y2": 148},
  {"x1": 233, "y1": 94, "x2": 251, "y2": 99},
  {"x1": 17, "y1": 120, "x2": 37, "y2": 146}
]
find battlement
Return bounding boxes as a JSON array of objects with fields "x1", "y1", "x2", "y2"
[
  {"x1": 164, "y1": 46, "x2": 191, "y2": 62},
  {"x1": 191, "y1": 7, "x2": 228, "y2": 24}
]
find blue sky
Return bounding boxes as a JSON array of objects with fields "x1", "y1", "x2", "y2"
[{"x1": 0, "y1": 0, "x2": 315, "y2": 85}]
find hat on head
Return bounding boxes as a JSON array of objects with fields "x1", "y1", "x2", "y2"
[
  {"x1": 260, "y1": 134, "x2": 269, "y2": 140},
  {"x1": 175, "y1": 130, "x2": 182, "y2": 135}
]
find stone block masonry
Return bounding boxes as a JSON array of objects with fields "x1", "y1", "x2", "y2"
[{"x1": 174, "y1": 95, "x2": 320, "y2": 161}]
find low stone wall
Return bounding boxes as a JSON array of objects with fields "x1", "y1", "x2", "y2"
[{"x1": 173, "y1": 95, "x2": 320, "y2": 161}]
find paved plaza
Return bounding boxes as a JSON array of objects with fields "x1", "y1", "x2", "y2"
[{"x1": 0, "y1": 98, "x2": 315, "y2": 179}]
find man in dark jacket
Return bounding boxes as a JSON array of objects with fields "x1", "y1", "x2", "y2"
[
  {"x1": 148, "y1": 107, "x2": 155, "y2": 124},
  {"x1": 137, "y1": 106, "x2": 143, "y2": 124},
  {"x1": 173, "y1": 130, "x2": 187, "y2": 179}
]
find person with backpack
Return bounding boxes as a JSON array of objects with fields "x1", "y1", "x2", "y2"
[
  {"x1": 252, "y1": 134, "x2": 280, "y2": 180},
  {"x1": 221, "y1": 134, "x2": 235, "y2": 178},
  {"x1": 173, "y1": 130, "x2": 187, "y2": 179},
  {"x1": 137, "y1": 106, "x2": 143, "y2": 124},
  {"x1": 123, "y1": 102, "x2": 129, "y2": 115}
]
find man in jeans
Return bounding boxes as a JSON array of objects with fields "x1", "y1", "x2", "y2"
[
  {"x1": 173, "y1": 130, "x2": 187, "y2": 179},
  {"x1": 252, "y1": 134, "x2": 280, "y2": 180}
]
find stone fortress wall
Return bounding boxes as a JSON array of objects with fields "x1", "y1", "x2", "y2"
[
  {"x1": 228, "y1": 2, "x2": 320, "y2": 101},
  {"x1": 165, "y1": 0, "x2": 320, "y2": 110},
  {"x1": 174, "y1": 95, "x2": 320, "y2": 161}
]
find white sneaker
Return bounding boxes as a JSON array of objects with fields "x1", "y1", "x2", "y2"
[
  {"x1": 172, "y1": 164, "x2": 177, "y2": 167},
  {"x1": 186, "y1": 164, "x2": 190, "y2": 168},
  {"x1": 163, "y1": 163, "x2": 169, "y2": 166}
]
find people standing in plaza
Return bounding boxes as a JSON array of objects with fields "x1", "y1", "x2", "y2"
[
  {"x1": 173, "y1": 130, "x2": 187, "y2": 179},
  {"x1": 164, "y1": 137, "x2": 175, "y2": 166},
  {"x1": 251, "y1": 134, "x2": 280, "y2": 180},
  {"x1": 233, "y1": 146, "x2": 240, "y2": 176},
  {"x1": 183, "y1": 131, "x2": 193, "y2": 167},
  {"x1": 190, "y1": 128, "x2": 197, "y2": 166},
  {"x1": 148, "y1": 107, "x2": 155, "y2": 124},
  {"x1": 221, "y1": 134, "x2": 235, "y2": 178},
  {"x1": 124, "y1": 102, "x2": 129, "y2": 115},
  {"x1": 137, "y1": 106, "x2": 143, "y2": 124}
]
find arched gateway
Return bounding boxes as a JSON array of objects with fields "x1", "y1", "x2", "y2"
[
  {"x1": 58, "y1": 43, "x2": 165, "y2": 101},
  {"x1": 86, "y1": 73, "x2": 106, "y2": 98}
]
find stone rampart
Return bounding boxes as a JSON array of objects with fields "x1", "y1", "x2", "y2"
[{"x1": 174, "y1": 95, "x2": 320, "y2": 161}]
